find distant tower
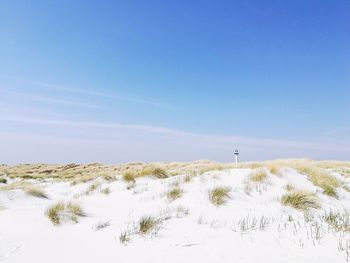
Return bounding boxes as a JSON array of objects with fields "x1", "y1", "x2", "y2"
[{"x1": 234, "y1": 149, "x2": 239, "y2": 163}]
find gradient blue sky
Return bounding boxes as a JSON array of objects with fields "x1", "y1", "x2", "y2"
[{"x1": 0, "y1": 0, "x2": 349, "y2": 164}]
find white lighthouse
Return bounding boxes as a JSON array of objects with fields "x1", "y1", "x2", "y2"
[{"x1": 234, "y1": 149, "x2": 239, "y2": 163}]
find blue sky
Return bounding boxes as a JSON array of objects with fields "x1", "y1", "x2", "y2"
[{"x1": 0, "y1": 0, "x2": 349, "y2": 164}]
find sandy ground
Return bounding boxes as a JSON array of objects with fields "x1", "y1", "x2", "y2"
[{"x1": 1, "y1": 167, "x2": 350, "y2": 262}]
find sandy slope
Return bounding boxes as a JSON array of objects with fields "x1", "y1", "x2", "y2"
[{"x1": 1, "y1": 168, "x2": 350, "y2": 262}]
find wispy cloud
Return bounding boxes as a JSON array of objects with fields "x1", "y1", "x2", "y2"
[
  {"x1": 0, "y1": 90, "x2": 99, "y2": 109},
  {"x1": 0, "y1": 116, "x2": 192, "y2": 136},
  {"x1": 1, "y1": 115, "x2": 349, "y2": 153},
  {"x1": 33, "y1": 81, "x2": 170, "y2": 108}
]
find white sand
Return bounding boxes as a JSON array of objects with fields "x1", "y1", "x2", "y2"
[{"x1": 1, "y1": 168, "x2": 350, "y2": 262}]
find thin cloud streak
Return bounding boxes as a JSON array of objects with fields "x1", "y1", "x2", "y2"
[
  {"x1": 1, "y1": 116, "x2": 349, "y2": 153},
  {"x1": 0, "y1": 90, "x2": 99, "y2": 109},
  {"x1": 33, "y1": 81, "x2": 170, "y2": 108}
]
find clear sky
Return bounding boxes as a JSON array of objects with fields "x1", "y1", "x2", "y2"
[{"x1": 0, "y1": 0, "x2": 349, "y2": 164}]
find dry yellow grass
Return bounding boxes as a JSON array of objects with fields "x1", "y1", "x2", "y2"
[
  {"x1": 137, "y1": 166, "x2": 168, "y2": 178},
  {"x1": 268, "y1": 165, "x2": 282, "y2": 176},
  {"x1": 45, "y1": 201, "x2": 84, "y2": 225},
  {"x1": 122, "y1": 171, "x2": 136, "y2": 183},
  {"x1": 208, "y1": 186, "x2": 231, "y2": 206},
  {"x1": 166, "y1": 187, "x2": 183, "y2": 201},
  {"x1": 46, "y1": 202, "x2": 65, "y2": 225},
  {"x1": 1, "y1": 159, "x2": 348, "y2": 186},
  {"x1": 281, "y1": 190, "x2": 320, "y2": 210},
  {"x1": 294, "y1": 165, "x2": 342, "y2": 197},
  {"x1": 25, "y1": 186, "x2": 48, "y2": 198},
  {"x1": 138, "y1": 216, "x2": 160, "y2": 235},
  {"x1": 249, "y1": 169, "x2": 268, "y2": 183},
  {"x1": 0, "y1": 181, "x2": 33, "y2": 191},
  {"x1": 0, "y1": 161, "x2": 236, "y2": 182}
]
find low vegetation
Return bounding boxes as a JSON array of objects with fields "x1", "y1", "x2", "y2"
[
  {"x1": 338, "y1": 168, "x2": 350, "y2": 178},
  {"x1": 285, "y1": 184, "x2": 295, "y2": 191},
  {"x1": 25, "y1": 186, "x2": 48, "y2": 198},
  {"x1": 122, "y1": 172, "x2": 136, "y2": 183},
  {"x1": 85, "y1": 182, "x2": 101, "y2": 195},
  {"x1": 268, "y1": 165, "x2": 281, "y2": 176},
  {"x1": 138, "y1": 166, "x2": 168, "y2": 179},
  {"x1": 208, "y1": 186, "x2": 231, "y2": 206},
  {"x1": 119, "y1": 230, "x2": 132, "y2": 245},
  {"x1": 119, "y1": 216, "x2": 161, "y2": 245},
  {"x1": 102, "y1": 174, "x2": 115, "y2": 182},
  {"x1": 0, "y1": 177, "x2": 7, "y2": 184},
  {"x1": 1, "y1": 159, "x2": 349, "y2": 184},
  {"x1": 295, "y1": 165, "x2": 342, "y2": 197},
  {"x1": 138, "y1": 216, "x2": 161, "y2": 235},
  {"x1": 70, "y1": 175, "x2": 96, "y2": 186},
  {"x1": 281, "y1": 190, "x2": 320, "y2": 210},
  {"x1": 100, "y1": 187, "x2": 110, "y2": 195},
  {"x1": 175, "y1": 205, "x2": 190, "y2": 218},
  {"x1": 0, "y1": 181, "x2": 33, "y2": 191},
  {"x1": 166, "y1": 187, "x2": 183, "y2": 201},
  {"x1": 46, "y1": 201, "x2": 84, "y2": 225},
  {"x1": 322, "y1": 210, "x2": 350, "y2": 232},
  {"x1": 183, "y1": 174, "x2": 193, "y2": 183},
  {"x1": 92, "y1": 221, "x2": 110, "y2": 231},
  {"x1": 250, "y1": 169, "x2": 268, "y2": 182}
]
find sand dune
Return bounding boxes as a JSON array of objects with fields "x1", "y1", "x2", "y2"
[{"x1": 1, "y1": 160, "x2": 350, "y2": 262}]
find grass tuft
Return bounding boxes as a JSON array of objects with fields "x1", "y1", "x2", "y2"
[
  {"x1": 183, "y1": 174, "x2": 193, "y2": 183},
  {"x1": 85, "y1": 182, "x2": 100, "y2": 195},
  {"x1": 102, "y1": 174, "x2": 115, "y2": 182},
  {"x1": 281, "y1": 190, "x2": 320, "y2": 210},
  {"x1": 100, "y1": 187, "x2": 110, "y2": 195},
  {"x1": 92, "y1": 221, "x2": 110, "y2": 231},
  {"x1": 46, "y1": 202, "x2": 65, "y2": 225},
  {"x1": 25, "y1": 186, "x2": 48, "y2": 198},
  {"x1": 166, "y1": 187, "x2": 183, "y2": 201},
  {"x1": 139, "y1": 167, "x2": 168, "y2": 179},
  {"x1": 250, "y1": 169, "x2": 268, "y2": 182},
  {"x1": 269, "y1": 165, "x2": 281, "y2": 176},
  {"x1": 122, "y1": 172, "x2": 136, "y2": 183},
  {"x1": 285, "y1": 184, "x2": 295, "y2": 191},
  {"x1": 138, "y1": 216, "x2": 161, "y2": 235},
  {"x1": 208, "y1": 186, "x2": 231, "y2": 206},
  {"x1": 45, "y1": 201, "x2": 84, "y2": 225},
  {"x1": 0, "y1": 178, "x2": 7, "y2": 184},
  {"x1": 119, "y1": 230, "x2": 132, "y2": 245}
]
